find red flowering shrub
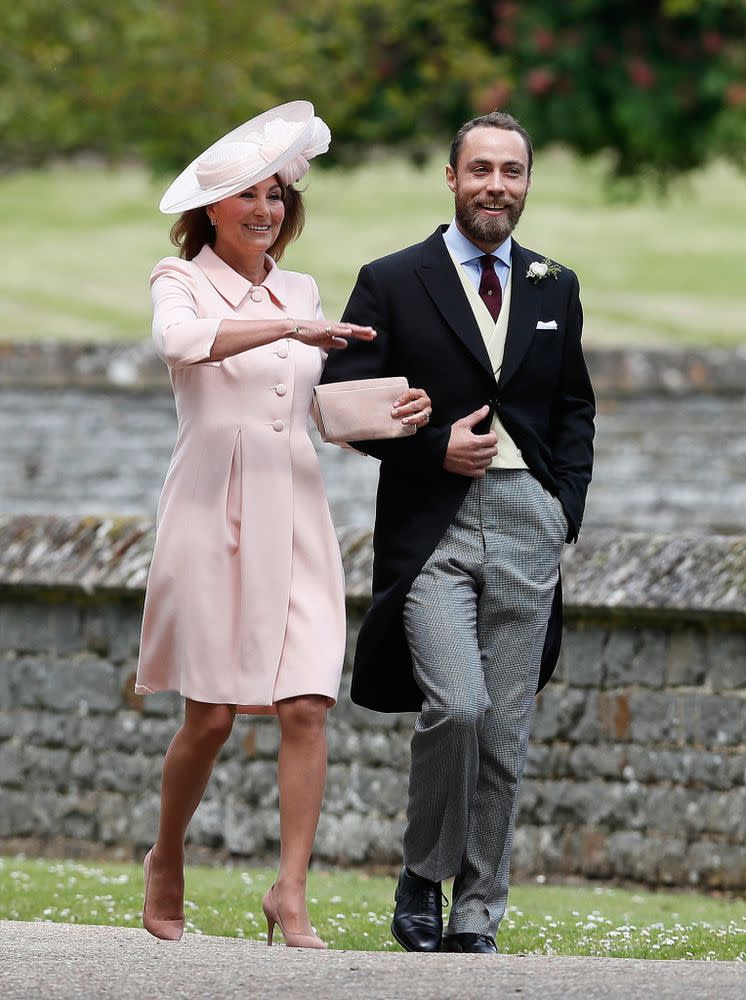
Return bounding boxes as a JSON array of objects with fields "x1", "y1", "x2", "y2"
[{"x1": 482, "y1": 0, "x2": 746, "y2": 176}]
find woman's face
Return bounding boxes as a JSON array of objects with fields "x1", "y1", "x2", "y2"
[{"x1": 208, "y1": 175, "x2": 285, "y2": 260}]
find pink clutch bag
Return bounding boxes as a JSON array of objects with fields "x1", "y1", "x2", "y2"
[{"x1": 312, "y1": 377, "x2": 417, "y2": 444}]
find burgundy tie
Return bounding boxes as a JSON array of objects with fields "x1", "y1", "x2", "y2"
[{"x1": 478, "y1": 254, "x2": 503, "y2": 322}]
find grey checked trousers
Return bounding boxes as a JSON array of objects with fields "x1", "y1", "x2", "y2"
[{"x1": 402, "y1": 469, "x2": 566, "y2": 937}]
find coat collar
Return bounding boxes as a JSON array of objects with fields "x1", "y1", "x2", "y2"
[
  {"x1": 193, "y1": 244, "x2": 288, "y2": 309},
  {"x1": 415, "y1": 228, "x2": 543, "y2": 390},
  {"x1": 498, "y1": 240, "x2": 542, "y2": 390},
  {"x1": 415, "y1": 227, "x2": 493, "y2": 377}
]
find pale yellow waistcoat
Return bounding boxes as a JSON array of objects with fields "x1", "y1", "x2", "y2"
[{"x1": 447, "y1": 253, "x2": 527, "y2": 470}]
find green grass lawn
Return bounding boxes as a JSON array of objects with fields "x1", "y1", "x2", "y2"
[
  {"x1": 1, "y1": 151, "x2": 745, "y2": 347},
  {"x1": 1, "y1": 857, "x2": 744, "y2": 960}
]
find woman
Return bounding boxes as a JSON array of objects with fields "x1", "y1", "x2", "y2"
[{"x1": 135, "y1": 102, "x2": 431, "y2": 948}]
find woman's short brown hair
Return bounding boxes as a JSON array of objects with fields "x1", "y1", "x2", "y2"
[{"x1": 169, "y1": 181, "x2": 305, "y2": 262}]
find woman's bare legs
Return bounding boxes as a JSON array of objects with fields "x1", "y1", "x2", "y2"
[
  {"x1": 146, "y1": 699, "x2": 236, "y2": 921},
  {"x1": 271, "y1": 695, "x2": 329, "y2": 935}
]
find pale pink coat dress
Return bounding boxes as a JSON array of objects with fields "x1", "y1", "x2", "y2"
[{"x1": 135, "y1": 244, "x2": 346, "y2": 714}]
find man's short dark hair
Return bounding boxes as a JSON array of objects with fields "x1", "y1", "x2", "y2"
[{"x1": 449, "y1": 112, "x2": 534, "y2": 175}]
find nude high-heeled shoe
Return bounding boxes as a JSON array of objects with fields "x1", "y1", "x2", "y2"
[
  {"x1": 262, "y1": 884, "x2": 327, "y2": 949},
  {"x1": 142, "y1": 848, "x2": 185, "y2": 942}
]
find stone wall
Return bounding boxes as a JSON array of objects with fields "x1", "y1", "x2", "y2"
[
  {"x1": 2, "y1": 343, "x2": 746, "y2": 534},
  {"x1": 0, "y1": 516, "x2": 744, "y2": 889},
  {"x1": 3, "y1": 341, "x2": 745, "y2": 395}
]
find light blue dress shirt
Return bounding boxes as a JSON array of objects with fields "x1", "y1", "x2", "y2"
[{"x1": 442, "y1": 220, "x2": 512, "y2": 294}]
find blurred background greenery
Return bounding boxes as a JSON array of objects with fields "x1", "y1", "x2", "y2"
[
  {"x1": 4, "y1": 0, "x2": 746, "y2": 177},
  {"x1": 2, "y1": 0, "x2": 746, "y2": 343}
]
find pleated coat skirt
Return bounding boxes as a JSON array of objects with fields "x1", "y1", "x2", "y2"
[{"x1": 135, "y1": 245, "x2": 346, "y2": 714}]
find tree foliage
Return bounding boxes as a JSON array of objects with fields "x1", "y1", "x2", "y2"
[
  {"x1": 2, "y1": 1, "x2": 745, "y2": 178},
  {"x1": 478, "y1": 0, "x2": 746, "y2": 176}
]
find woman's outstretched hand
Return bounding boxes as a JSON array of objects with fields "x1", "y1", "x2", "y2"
[
  {"x1": 392, "y1": 387, "x2": 432, "y2": 429},
  {"x1": 289, "y1": 321, "x2": 376, "y2": 350}
]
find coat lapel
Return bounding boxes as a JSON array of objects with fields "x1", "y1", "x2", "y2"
[
  {"x1": 415, "y1": 228, "x2": 494, "y2": 378},
  {"x1": 498, "y1": 241, "x2": 542, "y2": 390}
]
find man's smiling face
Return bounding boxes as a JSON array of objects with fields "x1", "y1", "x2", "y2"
[{"x1": 446, "y1": 126, "x2": 532, "y2": 251}]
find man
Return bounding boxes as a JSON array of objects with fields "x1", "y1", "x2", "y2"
[{"x1": 321, "y1": 112, "x2": 595, "y2": 953}]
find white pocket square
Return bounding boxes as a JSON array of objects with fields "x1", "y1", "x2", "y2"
[{"x1": 536, "y1": 320, "x2": 558, "y2": 330}]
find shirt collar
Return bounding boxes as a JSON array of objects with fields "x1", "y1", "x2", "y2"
[
  {"x1": 442, "y1": 219, "x2": 512, "y2": 270},
  {"x1": 193, "y1": 244, "x2": 288, "y2": 309}
]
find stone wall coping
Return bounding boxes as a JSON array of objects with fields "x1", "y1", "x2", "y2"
[
  {"x1": 559, "y1": 530, "x2": 745, "y2": 620},
  {"x1": 2, "y1": 341, "x2": 746, "y2": 397},
  {"x1": 0, "y1": 515, "x2": 743, "y2": 620}
]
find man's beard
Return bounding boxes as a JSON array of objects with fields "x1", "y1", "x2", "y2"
[{"x1": 455, "y1": 189, "x2": 526, "y2": 246}]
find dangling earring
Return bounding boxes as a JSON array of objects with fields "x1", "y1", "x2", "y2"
[{"x1": 209, "y1": 217, "x2": 216, "y2": 228}]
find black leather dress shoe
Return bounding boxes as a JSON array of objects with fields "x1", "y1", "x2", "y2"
[
  {"x1": 442, "y1": 933, "x2": 498, "y2": 954},
  {"x1": 390, "y1": 867, "x2": 444, "y2": 952}
]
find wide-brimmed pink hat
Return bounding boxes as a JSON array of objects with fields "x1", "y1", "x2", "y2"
[{"x1": 159, "y1": 100, "x2": 331, "y2": 214}]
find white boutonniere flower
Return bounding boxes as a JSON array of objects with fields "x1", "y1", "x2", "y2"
[{"x1": 527, "y1": 258, "x2": 561, "y2": 283}]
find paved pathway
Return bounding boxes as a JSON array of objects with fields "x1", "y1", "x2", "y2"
[{"x1": 1, "y1": 921, "x2": 743, "y2": 1000}]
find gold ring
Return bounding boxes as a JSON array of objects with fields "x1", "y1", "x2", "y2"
[{"x1": 324, "y1": 325, "x2": 332, "y2": 336}]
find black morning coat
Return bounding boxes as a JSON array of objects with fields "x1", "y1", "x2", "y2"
[{"x1": 320, "y1": 227, "x2": 596, "y2": 714}]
